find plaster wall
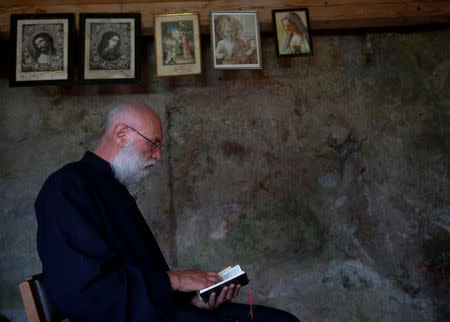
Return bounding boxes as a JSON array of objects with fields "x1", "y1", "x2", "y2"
[{"x1": 0, "y1": 29, "x2": 449, "y2": 321}]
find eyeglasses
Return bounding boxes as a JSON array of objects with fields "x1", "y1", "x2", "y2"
[{"x1": 126, "y1": 125, "x2": 162, "y2": 152}]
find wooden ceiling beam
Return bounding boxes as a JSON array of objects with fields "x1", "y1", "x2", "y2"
[{"x1": 1, "y1": 0, "x2": 449, "y2": 38}]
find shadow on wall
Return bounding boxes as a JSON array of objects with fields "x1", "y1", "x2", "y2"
[{"x1": 178, "y1": 192, "x2": 323, "y2": 268}]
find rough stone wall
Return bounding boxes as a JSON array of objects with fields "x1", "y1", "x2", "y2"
[{"x1": 0, "y1": 29, "x2": 449, "y2": 321}]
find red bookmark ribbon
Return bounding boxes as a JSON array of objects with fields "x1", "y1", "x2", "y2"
[{"x1": 249, "y1": 280, "x2": 253, "y2": 320}]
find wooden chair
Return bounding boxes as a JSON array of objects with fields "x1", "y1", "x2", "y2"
[{"x1": 18, "y1": 274, "x2": 66, "y2": 322}]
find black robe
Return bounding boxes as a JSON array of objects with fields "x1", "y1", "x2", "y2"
[{"x1": 35, "y1": 152, "x2": 181, "y2": 322}]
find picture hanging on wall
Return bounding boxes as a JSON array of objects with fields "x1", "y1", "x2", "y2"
[
  {"x1": 272, "y1": 8, "x2": 313, "y2": 57},
  {"x1": 154, "y1": 13, "x2": 201, "y2": 77},
  {"x1": 9, "y1": 14, "x2": 74, "y2": 87},
  {"x1": 210, "y1": 10, "x2": 262, "y2": 70},
  {"x1": 79, "y1": 13, "x2": 141, "y2": 84}
]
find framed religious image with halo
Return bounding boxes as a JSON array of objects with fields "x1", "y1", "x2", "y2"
[
  {"x1": 9, "y1": 14, "x2": 74, "y2": 86},
  {"x1": 154, "y1": 13, "x2": 201, "y2": 77},
  {"x1": 210, "y1": 10, "x2": 262, "y2": 69},
  {"x1": 272, "y1": 8, "x2": 313, "y2": 57},
  {"x1": 79, "y1": 13, "x2": 141, "y2": 84}
]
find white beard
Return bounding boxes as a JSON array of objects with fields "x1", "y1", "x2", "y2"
[{"x1": 110, "y1": 140, "x2": 157, "y2": 188}]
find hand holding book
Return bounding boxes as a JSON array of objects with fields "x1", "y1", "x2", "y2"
[
  {"x1": 197, "y1": 265, "x2": 248, "y2": 303},
  {"x1": 167, "y1": 265, "x2": 247, "y2": 310},
  {"x1": 191, "y1": 282, "x2": 241, "y2": 310},
  {"x1": 167, "y1": 269, "x2": 221, "y2": 292}
]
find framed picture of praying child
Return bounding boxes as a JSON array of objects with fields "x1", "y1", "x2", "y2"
[
  {"x1": 211, "y1": 11, "x2": 262, "y2": 69},
  {"x1": 272, "y1": 8, "x2": 313, "y2": 57},
  {"x1": 154, "y1": 13, "x2": 201, "y2": 77}
]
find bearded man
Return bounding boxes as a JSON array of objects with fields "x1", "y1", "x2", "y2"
[
  {"x1": 35, "y1": 102, "x2": 299, "y2": 322},
  {"x1": 32, "y1": 32, "x2": 56, "y2": 64}
]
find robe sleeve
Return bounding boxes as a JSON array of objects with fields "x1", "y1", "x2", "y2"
[{"x1": 35, "y1": 167, "x2": 175, "y2": 322}]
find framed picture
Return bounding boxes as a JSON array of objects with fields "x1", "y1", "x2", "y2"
[
  {"x1": 272, "y1": 8, "x2": 313, "y2": 56},
  {"x1": 210, "y1": 11, "x2": 262, "y2": 69},
  {"x1": 9, "y1": 14, "x2": 74, "y2": 86},
  {"x1": 154, "y1": 13, "x2": 201, "y2": 77},
  {"x1": 79, "y1": 13, "x2": 141, "y2": 84}
]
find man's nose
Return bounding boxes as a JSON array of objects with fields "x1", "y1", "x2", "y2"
[{"x1": 152, "y1": 148, "x2": 162, "y2": 161}]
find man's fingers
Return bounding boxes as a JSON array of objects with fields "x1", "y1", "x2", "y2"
[
  {"x1": 175, "y1": 270, "x2": 222, "y2": 290},
  {"x1": 207, "y1": 292, "x2": 217, "y2": 310},
  {"x1": 225, "y1": 284, "x2": 235, "y2": 301},
  {"x1": 216, "y1": 286, "x2": 228, "y2": 306},
  {"x1": 195, "y1": 284, "x2": 241, "y2": 311},
  {"x1": 207, "y1": 276, "x2": 220, "y2": 283},
  {"x1": 206, "y1": 272, "x2": 221, "y2": 282},
  {"x1": 233, "y1": 284, "x2": 241, "y2": 298}
]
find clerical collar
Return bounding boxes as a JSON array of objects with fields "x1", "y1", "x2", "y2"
[{"x1": 80, "y1": 151, "x2": 113, "y2": 176}]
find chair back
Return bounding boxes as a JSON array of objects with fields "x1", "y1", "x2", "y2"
[{"x1": 19, "y1": 274, "x2": 65, "y2": 322}]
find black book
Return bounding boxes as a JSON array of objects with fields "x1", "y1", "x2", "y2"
[{"x1": 197, "y1": 265, "x2": 248, "y2": 303}]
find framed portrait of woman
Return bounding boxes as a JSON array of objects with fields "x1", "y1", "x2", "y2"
[
  {"x1": 210, "y1": 11, "x2": 262, "y2": 69},
  {"x1": 9, "y1": 14, "x2": 74, "y2": 86},
  {"x1": 79, "y1": 13, "x2": 141, "y2": 84},
  {"x1": 272, "y1": 8, "x2": 313, "y2": 57},
  {"x1": 154, "y1": 13, "x2": 201, "y2": 77}
]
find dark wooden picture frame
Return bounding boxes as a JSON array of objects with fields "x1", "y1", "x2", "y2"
[
  {"x1": 272, "y1": 8, "x2": 313, "y2": 57},
  {"x1": 9, "y1": 13, "x2": 74, "y2": 87},
  {"x1": 79, "y1": 13, "x2": 141, "y2": 84}
]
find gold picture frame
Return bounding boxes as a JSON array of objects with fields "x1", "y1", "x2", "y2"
[{"x1": 154, "y1": 13, "x2": 202, "y2": 77}]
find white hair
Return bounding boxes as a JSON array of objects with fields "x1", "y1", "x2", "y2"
[
  {"x1": 102, "y1": 103, "x2": 128, "y2": 134},
  {"x1": 110, "y1": 136, "x2": 157, "y2": 188},
  {"x1": 102, "y1": 102, "x2": 152, "y2": 134}
]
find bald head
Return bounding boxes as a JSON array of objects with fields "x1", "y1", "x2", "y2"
[
  {"x1": 103, "y1": 102, "x2": 161, "y2": 135},
  {"x1": 94, "y1": 102, "x2": 163, "y2": 164}
]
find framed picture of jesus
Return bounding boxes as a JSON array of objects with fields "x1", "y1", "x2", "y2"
[{"x1": 9, "y1": 13, "x2": 74, "y2": 86}]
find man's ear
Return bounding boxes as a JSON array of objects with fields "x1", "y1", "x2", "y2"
[{"x1": 113, "y1": 123, "x2": 130, "y2": 148}]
